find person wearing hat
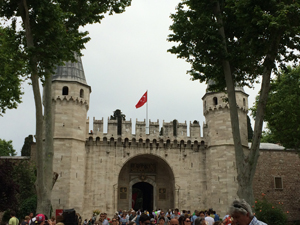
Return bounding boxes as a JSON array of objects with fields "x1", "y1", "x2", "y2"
[{"x1": 34, "y1": 214, "x2": 53, "y2": 225}]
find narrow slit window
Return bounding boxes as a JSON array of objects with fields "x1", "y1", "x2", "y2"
[{"x1": 213, "y1": 97, "x2": 218, "y2": 106}]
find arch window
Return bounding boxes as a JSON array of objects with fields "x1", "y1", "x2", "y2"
[
  {"x1": 62, "y1": 86, "x2": 69, "y2": 95},
  {"x1": 80, "y1": 89, "x2": 84, "y2": 98},
  {"x1": 243, "y1": 98, "x2": 246, "y2": 107},
  {"x1": 213, "y1": 97, "x2": 218, "y2": 106}
]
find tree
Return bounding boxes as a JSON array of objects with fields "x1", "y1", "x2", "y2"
[
  {"x1": 0, "y1": 0, "x2": 131, "y2": 216},
  {"x1": 253, "y1": 66, "x2": 300, "y2": 150},
  {"x1": 21, "y1": 135, "x2": 34, "y2": 156},
  {"x1": 0, "y1": 160, "x2": 19, "y2": 211},
  {"x1": 0, "y1": 139, "x2": 17, "y2": 156},
  {"x1": 0, "y1": 26, "x2": 25, "y2": 116},
  {"x1": 110, "y1": 109, "x2": 126, "y2": 135},
  {"x1": 168, "y1": 0, "x2": 300, "y2": 205}
]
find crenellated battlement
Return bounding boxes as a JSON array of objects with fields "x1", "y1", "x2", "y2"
[
  {"x1": 91, "y1": 118, "x2": 204, "y2": 142},
  {"x1": 86, "y1": 136, "x2": 206, "y2": 152},
  {"x1": 52, "y1": 95, "x2": 89, "y2": 108},
  {"x1": 203, "y1": 103, "x2": 248, "y2": 115}
]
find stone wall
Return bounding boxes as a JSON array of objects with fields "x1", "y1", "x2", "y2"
[{"x1": 253, "y1": 150, "x2": 300, "y2": 221}]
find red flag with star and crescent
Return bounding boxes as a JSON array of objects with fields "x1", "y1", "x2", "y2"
[{"x1": 135, "y1": 91, "x2": 147, "y2": 108}]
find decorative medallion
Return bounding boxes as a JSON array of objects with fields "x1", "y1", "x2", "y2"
[{"x1": 139, "y1": 174, "x2": 147, "y2": 181}]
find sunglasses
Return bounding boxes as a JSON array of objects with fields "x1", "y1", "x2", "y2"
[{"x1": 185, "y1": 221, "x2": 191, "y2": 223}]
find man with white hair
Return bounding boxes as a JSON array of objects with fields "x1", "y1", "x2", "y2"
[{"x1": 229, "y1": 199, "x2": 267, "y2": 225}]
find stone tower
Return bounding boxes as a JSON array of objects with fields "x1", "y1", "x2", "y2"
[
  {"x1": 202, "y1": 82, "x2": 248, "y2": 211},
  {"x1": 51, "y1": 54, "x2": 91, "y2": 213}
]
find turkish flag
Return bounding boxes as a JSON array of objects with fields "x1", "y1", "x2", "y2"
[
  {"x1": 135, "y1": 91, "x2": 147, "y2": 108},
  {"x1": 132, "y1": 192, "x2": 138, "y2": 208}
]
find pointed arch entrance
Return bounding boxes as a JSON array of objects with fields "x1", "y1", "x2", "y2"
[{"x1": 117, "y1": 154, "x2": 175, "y2": 211}]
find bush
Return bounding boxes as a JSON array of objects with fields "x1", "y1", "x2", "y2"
[{"x1": 254, "y1": 195, "x2": 288, "y2": 225}]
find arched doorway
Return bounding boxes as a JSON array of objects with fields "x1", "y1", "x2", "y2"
[
  {"x1": 132, "y1": 182, "x2": 153, "y2": 212},
  {"x1": 117, "y1": 154, "x2": 175, "y2": 211}
]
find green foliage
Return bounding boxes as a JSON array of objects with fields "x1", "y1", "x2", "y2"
[
  {"x1": 263, "y1": 66, "x2": 300, "y2": 150},
  {"x1": 0, "y1": 160, "x2": 36, "y2": 216},
  {"x1": 110, "y1": 109, "x2": 126, "y2": 121},
  {"x1": 0, "y1": 139, "x2": 17, "y2": 156},
  {"x1": 13, "y1": 161, "x2": 36, "y2": 202},
  {"x1": 0, "y1": 160, "x2": 19, "y2": 211},
  {"x1": 1, "y1": 210, "x2": 12, "y2": 224},
  {"x1": 0, "y1": 0, "x2": 132, "y2": 105},
  {"x1": 0, "y1": 26, "x2": 25, "y2": 115},
  {"x1": 21, "y1": 135, "x2": 34, "y2": 156},
  {"x1": 110, "y1": 109, "x2": 126, "y2": 135},
  {"x1": 260, "y1": 127, "x2": 277, "y2": 144},
  {"x1": 251, "y1": 66, "x2": 300, "y2": 149},
  {"x1": 168, "y1": 0, "x2": 300, "y2": 90},
  {"x1": 254, "y1": 198, "x2": 288, "y2": 225},
  {"x1": 18, "y1": 195, "x2": 37, "y2": 220}
]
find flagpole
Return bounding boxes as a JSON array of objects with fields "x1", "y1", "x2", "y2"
[{"x1": 146, "y1": 90, "x2": 149, "y2": 134}]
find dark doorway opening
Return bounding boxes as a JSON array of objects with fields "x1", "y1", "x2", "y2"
[{"x1": 132, "y1": 182, "x2": 153, "y2": 212}]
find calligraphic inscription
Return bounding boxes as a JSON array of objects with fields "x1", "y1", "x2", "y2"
[
  {"x1": 119, "y1": 187, "x2": 127, "y2": 199},
  {"x1": 130, "y1": 163, "x2": 156, "y2": 173},
  {"x1": 159, "y1": 188, "x2": 166, "y2": 200}
]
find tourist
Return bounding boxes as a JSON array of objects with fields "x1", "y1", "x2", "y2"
[
  {"x1": 212, "y1": 211, "x2": 219, "y2": 222},
  {"x1": 183, "y1": 217, "x2": 192, "y2": 225},
  {"x1": 213, "y1": 222, "x2": 223, "y2": 225},
  {"x1": 129, "y1": 211, "x2": 136, "y2": 221},
  {"x1": 139, "y1": 214, "x2": 150, "y2": 225},
  {"x1": 120, "y1": 212, "x2": 129, "y2": 225},
  {"x1": 33, "y1": 214, "x2": 50, "y2": 225},
  {"x1": 191, "y1": 211, "x2": 199, "y2": 225},
  {"x1": 169, "y1": 219, "x2": 179, "y2": 225},
  {"x1": 194, "y1": 218, "x2": 206, "y2": 225},
  {"x1": 229, "y1": 199, "x2": 267, "y2": 225},
  {"x1": 158, "y1": 217, "x2": 165, "y2": 225},
  {"x1": 128, "y1": 222, "x2": 136, "y2": 225},
  {"x1": 199, "y1": 212, "x2": 205, "y2": 219},
  {"x1": 112, "y1": 218, "x2": 119, "y2": 225},
  {"x1": 158, "y1": 212, "x2": 168, "y2": 225},
  {"x1": 99, "y1": 213, "x2": 109, "y2": 225},
  {"x1": 205, "y1": 212, "x2": 214, "y2": 225},
  {"x1": 9, "y1": 211, "x2": 19, "y2": 225},
  {"x1": 171, "y1": 209, "x2": 180, "y2": 220},
  {"x1": 178, "y1": 216, "x2": 185, "y2": 225},
  {"x1": 51, "y1": 216, "x2": 56, "y2": 225},
  {"x1": 21, "y1": 216, "x2": 31, "y2": 225},
  {"x1": 150, "y1": 218, "x2": 156, "y2": 225}
]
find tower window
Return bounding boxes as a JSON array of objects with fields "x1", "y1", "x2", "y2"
[
  {"x1": 213, "y1": 97, "x2": 218, "y2": 106},
  {"x1": 243, "y1": 98, "x2": 246, "y2": 106},
  {"x1": 80, "y1": 89, "x2": 84, "y2": 98},
  {"x1": 62, "y1": 86, "x2": 69, "y2": 95}
]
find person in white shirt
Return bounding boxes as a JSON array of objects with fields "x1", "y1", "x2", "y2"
[{"x1": 204, "y1": 212, "x2": 214, "y2": 225}]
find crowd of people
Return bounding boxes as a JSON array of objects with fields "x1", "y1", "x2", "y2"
[
  {"x1": 83, "y1": 199, "x2": 267, "y2": 225},
  {"x1": 7, "y1": 199, "x2": 267, "y2": 225}
]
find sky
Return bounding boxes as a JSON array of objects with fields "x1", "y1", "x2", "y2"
[{"x1": 0, "y1": 0, "x2": 260, "y2": 155}]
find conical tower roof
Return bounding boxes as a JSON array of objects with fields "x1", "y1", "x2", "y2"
[{"x1": 52, "y1": 54, "x2": 87, "y2": 85}]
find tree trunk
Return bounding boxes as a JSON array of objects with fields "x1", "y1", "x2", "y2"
[
  {"x1": 43, "y1": 70, "x2": 54, "y2": 216},
  {"x1": 18, "y1": 0, "x2": 53, "y2": 216},
  {"x1": 213, "y1": 0, "x2": 254, "y2": 205}
]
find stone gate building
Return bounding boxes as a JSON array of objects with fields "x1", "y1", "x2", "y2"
[{"x1": 49, "y1": 55, "x2": 300, "y2": 221}]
